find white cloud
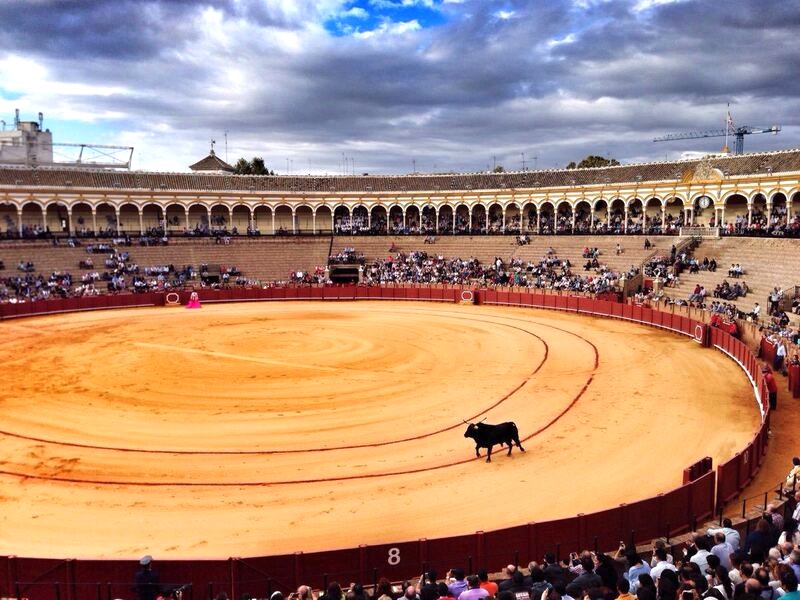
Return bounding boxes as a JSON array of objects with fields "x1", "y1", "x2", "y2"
[
  {"x1": 494, "y1": 10, "x2": 515, "y2": 20},
  {"x1": 353, "y1": 18, "x2": 422, "y2": 38},
  {"x1": 341, "y1": 6, "x2": 369, "y2": 19}
]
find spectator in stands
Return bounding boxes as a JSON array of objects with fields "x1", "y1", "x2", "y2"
[
  {"x1": 711, "y1": 532, "x2": 735, "y2": 569},
  {"x1": 623, "y1": 550, "x2": 651, "y2": 594},
  {"x1": 543, "y1": 554, "x2": 566, "y2": 586},
  {"x1": 709, "y1": 519, "x2": 742, "y2": 552},
  {"x1": 506, "y1": 571, "x2": 531, "y2": 600},
  {"x1": 615, "y1": 578, "x2": 634, "y2": 600},
  {"x1": 321, "y1": 583, "x2": 344, "y2": 600},
  {"x1": 786, "y1": 458, "x2": 800, "y2": 491},
  {"x1": 133, "y1": 555, "x2": 160, "y2": 600},
  {"x1": 688, "y1": 535, "x2": 713, "y2": 573},
  {"x1": 458, "y1": 576, "x2": 489, "y2": 600},
  {"x1": 650, "y1": 547, "x2": 678, "y2": 582},
  {"x1": 781, "y1": 570, "x2": 800, "y2": 600},
  {"x1": 571, "y1": 556, "x2": 602, "y2": 592},
  {"x1": 636, "y1": 575, "x2": 657, "y2": 600},
  {"x1": 296, "y1": 586, "x2": 315, "y2": 600},
  {"x1": 448, "y1": 569, "x2": 469, "y2": 598},
  {"x1": 375, "y1": 579, "x2": 395, "y2": 600},
  {"x1": 529, "y1": 567, "x2": 551, "y2": 600},
  {"x1": 744, "y1": 519, "x2": 775, "y2": 562},
  {"x1": 478, "y1": 570, "x2": 498, "y2": 597}
]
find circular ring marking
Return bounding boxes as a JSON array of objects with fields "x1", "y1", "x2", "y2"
[
  {"x1": 165, "y1": 292, "x2": 180, "y2": 305},
  {"x1": 694, "y1": 324, "x2": 704, "y2": 342},
  {"x1": 460, "y1": 290, "x2": 474, "y2": 303}
]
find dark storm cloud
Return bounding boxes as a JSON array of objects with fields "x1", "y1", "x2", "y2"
[{"x1": 1, "y1": 0, "x2": 799, "y2": 173}]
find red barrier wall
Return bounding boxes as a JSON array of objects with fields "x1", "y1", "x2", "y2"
[{"x1": 0, "y1": 286, "x2": 768, "y2": 600}]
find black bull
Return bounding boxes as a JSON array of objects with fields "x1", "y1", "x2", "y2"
[{"x1": 463, "y1": 421, "x2": 525, "y2": 462}]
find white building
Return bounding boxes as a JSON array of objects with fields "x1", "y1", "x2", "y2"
[{"x1": 0, "y1": 115, "x2": 53, "y2": 167}]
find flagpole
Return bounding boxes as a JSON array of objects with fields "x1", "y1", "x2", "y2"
[{"x1": 724, "y1": 103, "x2": 729, "y2": 153}]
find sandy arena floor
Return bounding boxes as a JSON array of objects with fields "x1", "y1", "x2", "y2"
[{"x1": 0, "y1": 301, "x2": 760, "y2": 560}]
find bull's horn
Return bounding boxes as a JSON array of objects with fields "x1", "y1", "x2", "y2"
[{"x1": 477, "y1": 417, "x2": 487, "y2": 423}]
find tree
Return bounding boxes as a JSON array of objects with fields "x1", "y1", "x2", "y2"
[
  {"x1": 250, "y1": 156, "x2": 267, "y2": 175},
  {"x1": 493, "y1": 165, "x2": 505, "y2": 173},
  {"x1": 234, "y1": 157, "x2": 251, "y2": 175},
  {"x1": 566, "y1": 155, "x2": 620, "y2": 169},
  {"x1": 233, "y1": 157, "x2": 275, "y2": 175}
]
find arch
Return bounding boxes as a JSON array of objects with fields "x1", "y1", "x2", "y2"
[
  {"x1": 142, "y1": 203, "x2": 164, "y2": 233},
  {"x1": 71, "y1": 202, "x2": 93, "y2": 236},
  {"x1": 405, "y1": 205, "x2": 420, "y2": 233},
  {"x1": 95, "y1": 202, "x2": 117, "y2": 235},
  {"x1": 574, "y1": 200, "x2": 591, "y2": 234},
  {"x1": 591, "y1": 199, "x2": 608, "y2": 233},
  {"x1": 21, "y1": 201, "x2": 45, "y2": 238},
  {"x1": 722, "y1": 193, "x2": 748, "y2": 231},
  {"x1": 487, "y1": 202, "x2": 503, "y2": 233},
  {"x1": 370, "y1": 205, "x2": 388, "y2": 234},
  {"x1": 209, "y1": 203, "x2": 231, "y2": 232},
  {"x1": 253, "y1": 205, "x2": 273, "y2": 234},
  {"x1": 555, "y1": 200, "x2": 572, "y2": 234},
  {"x1": 314, "y1": 205, "x2": 332, "y2": 234},
  {"x1": 627, "y1": 198, "x2": 644, "y2": 234},
  {"x1": 644, "y1": 197, "x2": 663, "y2": 234},
  {"x1": 351, "y1": 205, "x2": 368, "y2": 234},
  {"x1": 790, "y1": 192, "x2": 800, "y2": 224},
  {"x1": 165, "y1": 203, "x2": 187, "y2": 234},
  {"x1": 274, "y1": 205, "x2": 293, "y2": 234},
  {"x1": 438, "y1": 204, "x2": 453, "y2": 234},
  {"x1": 334, "y1": 205, "x2": 352, "y2": 234},
  {"x1": 388, "y1": 205, "x2": 404, "y2": 233},
  {"x1": 421, "y1": 204, "x2": 436, "y2": 234},
  {"x1": 662, "y1": 197, "x2": 685, "y2": 233},
  {"x1": 608, "y1": 198, "x2": 625, "y2": 234},
  {"x1": 46, "y1": 201, "x2": 71, "y2": 234},
  {"x1": 231, "y1": 204, "x2": 251, "y2": 234},
  {"x1": 454, "y1": 204, "x2": 470, "y2": 234},
  {"x1": 470, "y1": 204, "x2": 486, "y2": 234},
  {"x1": 522, "y1": 202, "x2": 537, "y2": 232},
  {"x1": 0, "y1": 202, "x2": 18, "y2": 235},
  {"x1": 539, "y1": 201, "x2": 555, "y2": 234},
  {"x1": 187, "y1": 203, "x2": 209, "y2": 235},
  {"x1": 505, "y1": 202, "x2": 521, "y2": 233},
  {"x1": 294, "y1": 205, "x2": 313, "y2": 233}
]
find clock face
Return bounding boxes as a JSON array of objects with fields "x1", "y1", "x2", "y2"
[{"x1": 699, "y1": 196, "x2": 711, "y2": 209}]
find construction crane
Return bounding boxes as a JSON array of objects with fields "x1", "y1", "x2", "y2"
[{"x1": 654, "y1": 124, "x2": 780, "y2": 155}]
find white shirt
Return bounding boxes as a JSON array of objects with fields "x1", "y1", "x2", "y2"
[
  {"x1": 650, "y1": 560, "x2": 678, "y2": 582},
  {"x1": 690, "y1": 549, "x2": 711, "y2": 574}
]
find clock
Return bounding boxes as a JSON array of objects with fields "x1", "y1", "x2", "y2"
[{"x1": 698, "y1": 196, "x2": 711, "y2": 209}]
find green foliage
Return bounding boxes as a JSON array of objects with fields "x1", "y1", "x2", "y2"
[
  {"x1": 234, "y1": 156, "x2": 275, "y2": 175},
  {"x1": 566, "y1": 155, "x2": 620, "y2": 169}
]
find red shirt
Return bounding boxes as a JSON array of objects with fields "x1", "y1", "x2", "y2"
[{"x1": 765, "y1": 372, "x2": 778, "y2": 393}]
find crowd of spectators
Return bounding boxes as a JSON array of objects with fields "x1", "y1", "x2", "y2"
[
  {"x1": 0, "y1": 239, "x2": 257, "y2": 302},
  {"x1": 336, "y1": 248, "x2": 626, "y2": 294},
  {"x1": 217, "y1": 497, "x2": 800, "y2": 600}
]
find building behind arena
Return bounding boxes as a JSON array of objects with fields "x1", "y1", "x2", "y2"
[{"x1": 0, "y1": 148, "x2": 798, "y2": 238}]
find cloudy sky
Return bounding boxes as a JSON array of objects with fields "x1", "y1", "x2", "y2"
[{"x1": 0, "y1": 0, "x2": 798, "y2": 174}]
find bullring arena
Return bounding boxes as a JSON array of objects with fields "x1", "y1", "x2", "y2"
[
  {"x1": 0, "y1": 300, "x2": 760, "y2": 560},
  {"x1": 0, "y1": 149, "x2": 799, "y2": 598}
]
